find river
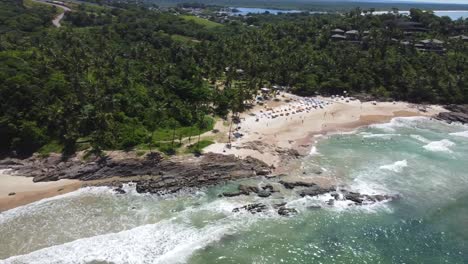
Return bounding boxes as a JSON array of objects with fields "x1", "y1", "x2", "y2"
[{"x1": 0, "y1": 117, "x2": 467, "y2": 263}]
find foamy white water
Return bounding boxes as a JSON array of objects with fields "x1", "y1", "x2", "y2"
[
  {"x1": 450, "y1": 131, "x2": 468, "y2": 138},
  {"x1": 423, "y1": 139, "x2": 456, "y2": 153},
  {"x1": 379, "y1": 160, "x2": 408, "y2": 173},
  {"x1": 3, "y1": 220, "x2": 231, "y2": 264}
]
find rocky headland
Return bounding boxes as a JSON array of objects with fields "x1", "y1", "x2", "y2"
[{"x1": 436, "y1": 104, "x2": 468, "y2": 124}]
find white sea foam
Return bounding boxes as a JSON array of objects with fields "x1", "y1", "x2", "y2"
[
  {"x1": 2, "y1": 220, "x2": 232, "y2": 264},
  {"x1": 309, "y1": 146, "x2": 319, "y2": 155},
  {"x1": 361, "y1": 133, "x2": 400, "y2": 139},
  {"x1": 410, "y1": 134, "x2": 431, "y2": 143},
  {"x1": 369, "y1": 116, "x2": 428, "y2": 132},
  {"x1": 379, "y1": 160, "x2": 408, "y2": 173},
  {"x1": 449, "y1": 131, "x2": 468, "y2": 138},
  {"x1": 423, "y1": 139, "x2": 455, "y2": 153},
  {"x1": 0, "y1": 187, "x2": 112, "y2": 224}
]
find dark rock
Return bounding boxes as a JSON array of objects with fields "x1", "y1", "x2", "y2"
[
  {"x1": 257, "y1": 190, "x2": 271, "y2": 198},
  {"x1": 233, "y1": 203, "x2": 268, "y2": 214},
  {"x1": 342, "y1": 191, "x2": 398, "y2": 205},
  {"x1": 279, "y1": 180, "x2": 317, "y2": 189},
  {"x1": 8, "y1": 192, "x2": 16, "y2": 196},
  {"x1": 436, "y1": 105, "x2": 468, "y2": 124},
  {"x1": 299, "y1": 186, "x2": 336, "y2": 197},
  {"x1": 262, "y1": 184, "x2": 278, "y2": 192},
  {"x1": 114, "y1": 188, "x2": 126, "y2": 194},
  {"x1": 256, "y1": 169, "x2": 271, "y2": 176},
  {"x1": 344, "y1": 192, "x2": 365, "y2": 204},
  {"x1": 238, "y1": 184, "x2": 259, "y2": 194},
  {"x1": 331, "y1": 192, "x2": 340, "y2": 200},
  {"x1": 307, "y1": 205, "x2": 322, "y2": 209},
  {"x1": 273, "y1": 202, "x2": 287, "y2": 208},
  {"x1": 220, "y1": 191, "x2": 246, "y2": 197},
  {"x1": 277, "y1": 207, "x2": 298, "y2": 216}
]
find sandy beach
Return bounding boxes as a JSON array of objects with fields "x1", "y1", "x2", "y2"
[
  {"x1": 0, "y1": 170, "x2": 81, "y2": 211},
  {"x1": 205, "y1": 93, "x2": 446, "y2": 171}
]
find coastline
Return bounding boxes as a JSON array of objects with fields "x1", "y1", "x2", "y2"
[
  {"x1": 0, "y1": 172, "x2": 81, "y2": 211},
  {"x1": 205, "y1": 94, "x2": 445, "y2": 172},
  {"x1": 0, "y1": 94, "x2": 446, "y2": 212}
]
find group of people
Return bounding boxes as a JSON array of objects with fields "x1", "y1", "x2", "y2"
[{"x1": 255, "y1": 97, "x2": 332, "y2": 122}]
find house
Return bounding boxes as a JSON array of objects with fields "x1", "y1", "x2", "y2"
[
  {"x1": 417, "y1": 39, "x2": 445, "y2": 53},
  {"x1": 331, "y1": 34, "x2": 346, "y2": 41},
  {"x1": 390, "y1": 20, "x2": 429, "y2": 35},
  {"x1": 449, "y1": 35, "x2": 468, "y2": 42},
  {"x1": 345, "y1": 30, "x2": 359, "y2": 40},
  {"x1": 331, "y1": 28, "x2": 345, "y2": 34}
]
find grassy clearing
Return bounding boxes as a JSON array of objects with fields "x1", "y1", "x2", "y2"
[
  {"x1": 185, "y1": 140, "x2": 214, "y2": 154},
  {"x1": 38, "y1": 140, "x2": 63, "y2": 157},
  {"x1": 151, "y1": 116, "x2": 214, "y2": 142},
  {"x1": 180, "y1": 15, "x2": 222, "y2": 29},
  {"x1": 171, "y1": 34, "x2": 200, "y2": 43}
]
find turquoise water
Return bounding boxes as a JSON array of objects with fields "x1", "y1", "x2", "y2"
[
  {"x1": 231, "y1": 7, "x2": 302, "y2": 16},
  {"x1": 1, "y1": 117, "x2": 468, "y2": 263}
]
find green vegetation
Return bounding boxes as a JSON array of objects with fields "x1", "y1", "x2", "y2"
[
  {"x1": 180, "y1": 15, "x2": 222, "y2": 28},
  {"x1": 1, "y1": 0, "x2": 468, "y2": 157},
  {"x1": 185, "y1": 140, "x2": 214, "y2": 155}
]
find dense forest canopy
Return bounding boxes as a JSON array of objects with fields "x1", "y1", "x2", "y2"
[{"x1": 1, "y1": 0, "x2": 467, "y2": 157}]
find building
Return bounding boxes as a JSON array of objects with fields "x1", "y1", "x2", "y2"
[
  {"x1": 449, "y1": 35, "x2": 468, "y2": 42},
  {"x1": 331, "y1": 34, "x2": 346, "y2": 41},
  {"x1": 417, "y1": 39, "x2": 445, "y2": 53},
  {"x1": 345, "y1": 30, "x2": 359, "y2": 40},
  {"x1": 331, "y1": 28, "x2": 345, "y2": 34}
]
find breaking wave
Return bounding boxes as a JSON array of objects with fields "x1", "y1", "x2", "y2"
[
  {"x1": 450, "y1": 131, "x2": 468, "y2": 138},
  {"x1": 2, "y1": 219, "x2": 232, "y2": 264},
  {"x1": 423, "y1": 139, "x2": 456, "y2": 153},
  {"x1": 379, "y1": 160, "x2": 408, "y2": 173}
]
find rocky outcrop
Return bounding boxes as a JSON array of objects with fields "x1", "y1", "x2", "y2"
[
  {"x1": 0, "y1": 152, "x2": 271, "y2": 194},
  {"x1": 299, "y1": 186, "x2": 336, "y2": 197},
  {"x1": 279, "y1": 180, "x2": 318, "y2": 189},
  {"x1": 437, "y1": 105, "x2": 468, "y2": 124},
  {"x1": 277, "y1": 207, "x2": 297, "y2": 216},
  {"x1": 232, "y1": 203, "x2": 268, "y2": 214},
  {"x1": 134, "y1": 155, "x2": 270, "y2": 194}
]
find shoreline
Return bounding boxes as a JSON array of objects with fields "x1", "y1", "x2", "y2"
[
  {"x1": 204, "y1": 94, "x2": 445, "y2": 171},
  {"x1": 0, "y1": 94, "x2": 446, "y2": 212},
  {"x1": 0, "y1": 172, "x2": 81, "y2": 211}
]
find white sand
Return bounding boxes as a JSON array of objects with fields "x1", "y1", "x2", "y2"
[{"x1": 205, "y1": 93, "x2": 445, "y2": 169}]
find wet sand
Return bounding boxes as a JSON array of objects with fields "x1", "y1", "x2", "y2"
[{"x1": 0, "y1": 173, "x2": 81, "y2": 211}]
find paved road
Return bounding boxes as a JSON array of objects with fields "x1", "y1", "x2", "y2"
[{"x1": 32, "y1": 0, "x2": 71, "y2": 27}]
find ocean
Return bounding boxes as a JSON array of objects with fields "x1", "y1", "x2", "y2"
[
  {"x1": 1, "y1": 117, "x2": 467, "y2": 263},
  {"x1": 233, "y1": 7, "x2": 468, "y2": 20}
]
